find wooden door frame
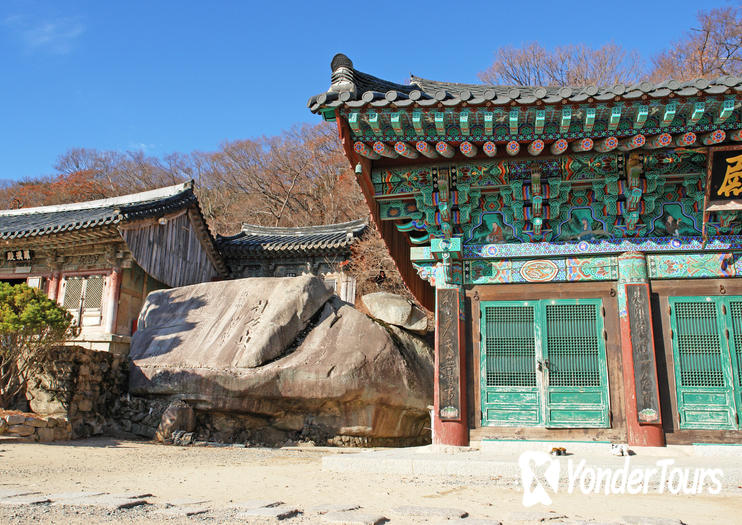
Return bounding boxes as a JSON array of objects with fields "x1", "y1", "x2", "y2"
[
  {"x1": 650, "y1": 278, "x2": 742, "y2": 444},
  {"x1": 467, "y1": 281, "x2": 626, "y2": 442}
]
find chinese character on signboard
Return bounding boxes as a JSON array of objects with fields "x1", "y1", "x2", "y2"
[
  {"x1": 709, "y1": 146, "x2": 742, "y2": 200},
  {"x1": 5, "y1": 250, "x2": 33, "y2": 262}
]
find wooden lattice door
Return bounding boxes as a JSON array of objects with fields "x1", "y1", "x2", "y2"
[
  {"x1": 543, "y1": 301, "x2": 610, "y2": 428},
  {"x1": 670, "y1": 296, "x2": 742, "y2": 430},
  {"x1": 480, "y1": 302, "x2": 542, "y2": 426},
  {"x1": 480, "y1": 299, "x2": 610, "y2": 428}
]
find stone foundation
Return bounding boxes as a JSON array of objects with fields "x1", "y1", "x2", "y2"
[{"x1": 0, "y1": 410, "x2": 72, "y2": 442}]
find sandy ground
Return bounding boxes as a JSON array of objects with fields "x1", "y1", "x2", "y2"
[{"x1": 0, "y1": 437, "x2": 740, "y2": 524}]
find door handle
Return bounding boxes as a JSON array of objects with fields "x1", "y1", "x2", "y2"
[
  {"x1": 537, "y1": 360, "x2": 543, "y2": 372},
  {"x1": 544, "y1": 359, "x2": 551, "y2": 370}
]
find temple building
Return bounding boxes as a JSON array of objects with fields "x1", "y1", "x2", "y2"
[
  {"x1": 309, "y1": 54, "x2": 742, "y2": 446},
  {"x1": 0, "y1": 182, "x2": 227, "y2": 354},
  {"x1": 217, "y1": 219, "x2": 367, "y2": 303}
]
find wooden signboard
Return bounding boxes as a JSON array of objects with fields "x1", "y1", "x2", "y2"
[
  {"x1": 708, "y1": 145, "x2": 742, "y2": 201},
  {"x1": 626, "y1": 284, "x2": 661, "y2": 424},
  {"x1": 437, "y1": 288, "x2": 461, "y2": 420}
]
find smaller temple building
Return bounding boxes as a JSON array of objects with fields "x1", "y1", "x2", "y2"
[
  {"x1": 217, "y1": 219, "x2": 367, "y2": 303},
  {"x1": 0, "y1": 182, "x2": 227, "y2": 354}
]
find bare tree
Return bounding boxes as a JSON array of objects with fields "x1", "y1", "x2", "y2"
[
  {"x1": 478, "y1": 42, "x2": 643, "y2": 87},
  {"x1": 648, "y1": 7, "x2": 742, "y2": 81}
]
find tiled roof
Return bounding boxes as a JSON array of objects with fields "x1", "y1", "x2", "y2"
[
  {"x1": 0, "y1": 182, "x2": 198, "y2": 240},
  {"x1": 308, "y1": 53, "x2": 742, "y2": 111},
  {"x1": 217, "y1": 218, "x2": 368, "y2": 256}
]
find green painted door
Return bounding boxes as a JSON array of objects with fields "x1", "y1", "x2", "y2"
[
  {"x1": 670, "y1": 296, "x2": 742, "y2": 430},
  {"x1": 543, "y1": 300, "x2": 610, "y2": 428},
  {"x1": 481, "y1": 299, "x2": 609, "y2": 428},
  {"x1": 480, "y1": 302, "x2": 542, "y2": 426}
]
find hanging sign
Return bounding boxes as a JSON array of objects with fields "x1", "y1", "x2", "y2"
[
  {"x1": 708, "y1": 145, "x2": 742, "y2": 201},
  {"x1": 6, "y1": 249, "x2": 33, "y2": 262}
]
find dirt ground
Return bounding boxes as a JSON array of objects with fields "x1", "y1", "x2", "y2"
[{"x1": 0, "y1": 437, "x2": 739, "y2": 524}]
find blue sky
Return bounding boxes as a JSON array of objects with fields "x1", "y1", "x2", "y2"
[{"x1": 0, "y1": 1, "x2": 734, "y2": 181}]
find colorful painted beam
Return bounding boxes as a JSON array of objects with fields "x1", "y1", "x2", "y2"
[
  {"x1": 483, "y1": 112, "x2": 494, "y2": 136},
  {"x1": 716, "y1": 99, "x2": 735, "y2": 124},
  {"x1": 372, "y1": 141, "x2": 398, "y2": 158},
  {"x1": 634, "y1": 105, "x2": 648, "y2": 128},
  {"x1": 644, "y1": 133, "x2": 673, "y2": 149},
  {"x1": 348, "y1": 112, "x2": 363, "y2": 135},
  {"x1": 701, "y1": 129, "x2": 726, "y2": 145},
  {"x1": 412, "y1": 112, "x2": 425, "y2": 135},
  {"x1": 550, "y1": 138, "x2": 568, "y2": 155},
  {"x1": 506, "y1": 141, "x2": 520, "y2": 156},
  {"x1": 560, "y1": 108, "x2": 572, "y2": 133},
  {"x1": 390, "y1": 113, "x2": 405, "y2": 136},
  {"x1": 534, "y1": 109, "x2": 546, "y2": 135},
  {"x1": 354, "y1": 142, "x2": 380, "y2": 159},
  {"x1": 730, "y1": 130, "x2": 742, "y2": 142},
  {"x1": 689, "y1": 102, "x2": 705, "y2": 124},
  {"x1": 482, "y1": 141, "x2": 497, "y2": 158},
  {"x1": 595, "y1": 136, "x2": 619, "y2": 152},
  {"x1": 583, "y1": 108, "x2": 596, "y2": 132},
  {"x1": 435, "y1": 141, "x2": 455, "y2": 158},
  {"x1": 509, "y1": 110, "x2": 519, "y2": 135},
  {"x1": 674, "y1": 132, "x2": 697, "y2": 147},
  {"x1": 394, "y1": 141, "x2": 419, "y2": 159},
  {"x1": 459, "y1": 112, "x2": 470, "y2": 136},
  {"x1": 619, "y1": 134, "x2": 646, "y2": 151},
  {"x1": 608, "y1": 106, "x2": 622, "y2": 131},
  {"x1": 528, "y1": 139, "x2": 544, "y2": 156},
  {"x1": 434, "y1": 112, "x2": 446, "y2": 135},
  {"x1": 415, "y1": 141, "x2": 439, "y2": 158},
  {"x1": 368, "y1": 112, "x2": 383, "y2": 135},
  {"x1": 571, "y1": 137, "x2": 594, "y2": 153},
  {"x1": 660, "y1": 102, "x2": 677, "y2": 127},
  {"x1": 459, "y1": 141, "x2": 477, "y2": 158}
]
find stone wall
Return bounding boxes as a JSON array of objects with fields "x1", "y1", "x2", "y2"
[
  {"x1": 24, "y1": 345, "x2": 128, "y2": 439},
  {"x1": 0, "y1": 411, "x2": 72, "y2": 441}
]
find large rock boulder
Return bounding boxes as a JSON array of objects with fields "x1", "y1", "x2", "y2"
[
  {"x1": 130, "y1": 292, "x2": 434, "y2": 443},
  {"x1": 132, "y1": 275, "x2": 333, "y2": 369},
  {"x1": 362, "y1": 292, "x2": 428, "y2": 334}
]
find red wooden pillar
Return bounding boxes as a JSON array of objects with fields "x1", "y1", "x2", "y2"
[
  {"x1": 433, "y1": 286, "x2": 469, "y2": 446},
  {"x1": 47, "y1": 271, "x2": 61, "y2": 302},
  {"x1": 617, "y1": 252, "x2": 665, "y2": 447},
  {"x1": 104, "y1": 267, "x2": 122, "y2": 335}
]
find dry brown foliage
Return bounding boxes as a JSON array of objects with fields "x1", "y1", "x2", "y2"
[
  {"x1": 341, "y1": 225, "x2": 418, "y2": 306},
  {"x1": 0, "y1": 123, "x2": 366, "y2": 234},
  {"x1": 478, "y1": 42, "x2": 643, "y2": 87},
  {"x1": 0, "y1": 123, "x2": 417, "y2": 303},
  {"x1": 649, "y1": 7, "x2": 742, "y2": 81},
  {"x1": 479, "y1": 8, "x2": 741, "y2": 87}
]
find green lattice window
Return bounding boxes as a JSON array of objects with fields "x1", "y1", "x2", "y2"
[
  {"x1": 545, "y1": 303, "x2": 601, "y2": 387},
  {"x1": 62, "y1": 278, "x2": 84, "y2": 309},
  {"x1": 670, "y1": 296, "x2": 742, "y2": 430},
  {"x1": 674, "y1": 301, "x2": 725, "y2": 387},
  {"x1": 484, "y1": 305, "x2": 536, "y2": 387}
]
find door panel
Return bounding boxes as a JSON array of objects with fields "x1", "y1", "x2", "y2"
[
  {"x1": 480, "y1": 299, "x2": 610, "y2": 428},
  {"x1": 544, "y1": 301, "x2": 610, "y2": 428},
  {"x1": 670, "y1": 298, "x2": 738, "y2": 430},
  {"x1": 728, "y1": 300, "x2": 742, "y2": 422},
  {"x1": 481, "y1": 302, "x2": 541, "y2": 426}
]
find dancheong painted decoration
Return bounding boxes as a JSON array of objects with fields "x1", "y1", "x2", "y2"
[{"x1": 309, "y1": 54, "x2": 742, "y2": 448}]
